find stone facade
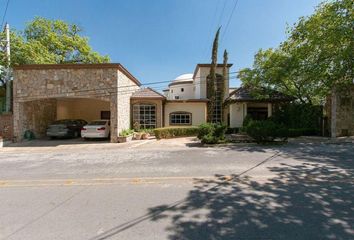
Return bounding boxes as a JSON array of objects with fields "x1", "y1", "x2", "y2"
[
  {"x1": 327, "y1": 85, "x2": 354, "y2": 137},
  {"x1": 13, "y1": 64, "x2": 140, "y2": 142},
  {"x1": 0, "y1": 113, "x2": 13, "y2": 140}
]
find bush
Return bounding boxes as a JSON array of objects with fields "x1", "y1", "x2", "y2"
[
  {"x1": 288, "y1": 128, "x2": 320, "y2": 137},
  {"x1": 226, "y1": 127, "x2": 239, "y2": 134},
  {"x1": 120, "y1": 129, "x2": 134, "y2": 137},
  {"x1": 197, "y1": 123, "x2": 227, "y2": 144},
  {"x1": 244, "y1": 120, "x2": 288, "y2": 143},
  {"x1": 154, "y1": 127, "x2": 199, "y2": 139}
]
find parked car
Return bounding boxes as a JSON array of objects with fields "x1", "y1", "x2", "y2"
[
  {"x1": 46, "y1": 119, "x2": 87, "y2": 139},
  {"x1": 81, "y1": 120, "x2": 110, "y2": 139}
]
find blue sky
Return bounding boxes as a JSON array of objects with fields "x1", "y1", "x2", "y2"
[{"x1": 2, "y1": 0, "x2": 323, "y2": 89}]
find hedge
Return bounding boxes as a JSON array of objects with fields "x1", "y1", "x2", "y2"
[
  {"x1": 244, "y1": 120, "x2": 288, "y2": 143},
  {"x1": 288, "y1": 128, "x2": 320, "y2": 137},
  {"x1": 153, "y1": 127, "x2": 199, "y2": 139}
]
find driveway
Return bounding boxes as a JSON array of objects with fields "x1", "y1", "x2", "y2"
[{"x1": 0, "y1": 137, "x2": 353, "y2": 240}]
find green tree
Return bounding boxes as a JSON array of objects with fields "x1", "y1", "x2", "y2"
[
  {"x1": 207, "y1": 27, "x2": 220, "y2": 122},
  {"x1": 221, "y1": 49, "x2": 228, "y2": 122},
  {"x1": 0, "y1": 17, "x2": 110, "y2": 68},
  {"x1": 238, "y1": 0, "x2": 354, "y2": 104}
]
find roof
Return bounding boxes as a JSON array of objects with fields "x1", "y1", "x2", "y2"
[
  {"x1": 225, "y1": 87, "x2": 295, "y2": 103},
  {"x1": 166, "y1": 99, "x2": 209, "y2": 103},
  {"x1": 131, "y1": 87, "x2": 166, "y2": 100},
  {"x1": 13, "y1": 63, "x2": 141, "y2": 86},
  {"x1": 193, "y1": 63, "x2": 233, "y2": 79}
]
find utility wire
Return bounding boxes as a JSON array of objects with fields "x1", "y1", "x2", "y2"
[
  {"x1": 16, "y1": 75, "x2": 241, "y2": 100},
  {"x1": 0, "y1": 0, "x2": 10, "y2": 30},
  {"x1": 220, "y1": 0, "x2": 239, "y2": 44}
]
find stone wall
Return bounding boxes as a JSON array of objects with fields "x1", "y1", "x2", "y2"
[
  {"x1": 0, "y1": 113, "x2": 13, "y2": 140},
  {"x1": 328, "y1": 85, "x2": 354, "y2": 137},
  {"x1": 13, "y1": 64, "x2": 140, "y2": 142},
  {"x1": 116, "y1": 70, "x2": 140, "y2": 134}
]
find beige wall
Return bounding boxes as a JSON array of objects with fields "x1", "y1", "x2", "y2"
[
  {"x1": 229, "y1": 102, "x2": 272, "y2": 128},
  {"x1": 57, "y1": 98, "x2": 110, "y2": 122},
  {"x1": 164, "y1": 102, "x2": 207, "y2": 127}
]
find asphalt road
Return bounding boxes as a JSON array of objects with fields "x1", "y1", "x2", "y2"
[{"x1": 0, "y1": 137, "x2": 353, "y2": 240}]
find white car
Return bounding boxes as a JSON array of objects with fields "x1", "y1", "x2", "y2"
[{"x1": 81, "y1": 120, "x2": 110, "y2": 139}]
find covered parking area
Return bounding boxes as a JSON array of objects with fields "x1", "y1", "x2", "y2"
[{"x1": 13, "y1": 64, "x2": 140, "y2": 142}]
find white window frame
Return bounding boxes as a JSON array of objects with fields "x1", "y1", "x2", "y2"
[{"x1": 170, "y1": 112, "x2": 192, "y2": 125}]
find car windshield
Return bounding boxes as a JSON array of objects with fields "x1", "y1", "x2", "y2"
[{"x1": 88, "y1": 121, "x2": 107, "y2": 126}]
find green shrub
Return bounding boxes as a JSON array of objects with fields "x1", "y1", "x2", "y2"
[
  {"x1": 288, "y1": 128, "x2": 320, "y2": 137},
  {"x1": 226, "y1": 127, "x2": 239, "y2": 134},
  {"x1": 245, "y1": 120, "x2": 288, "y2": 143},
  {"x1": 120, "y1": 129, "x2": 134, "y2": 137},
  {"x1": 197, "y1": 123, "x2": 227, "y2": 144},
  {"x1": 154, "y1": 127, "x2": 199, "y2": 139}
]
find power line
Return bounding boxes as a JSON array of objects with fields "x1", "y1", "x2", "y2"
[
  {"x1": 15, "y1": 75, "x2": 241, "y2": 100},
  {"x1": 1, "y1": 0, "x2": 10, "y2": 30},
  {"x1": 220, "y1": 0, "x2": 239, "y2": 44}
]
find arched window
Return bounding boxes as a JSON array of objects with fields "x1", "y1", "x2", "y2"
[
  {"x1": 170, "y1": 112, "x2": 192, "y2": 125},
  {"x1": 132, "y1": 103, "x2": 156, "y2": 129}
]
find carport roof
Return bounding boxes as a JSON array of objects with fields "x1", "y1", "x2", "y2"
[{"x1": 13, "y1": 63, "x2": 141, "y2": 86}]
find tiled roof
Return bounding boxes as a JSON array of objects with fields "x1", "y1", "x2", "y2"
[
  {"x1": 131, "y1": 87, "x2": 166, "y2": 99},
  {"x1": 226, "y1": 87, "x2": 295, "y2": 103}
]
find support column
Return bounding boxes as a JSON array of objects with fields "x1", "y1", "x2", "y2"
[{"x1": 267, "y1": 103, "x2": 272, "y2": 117}]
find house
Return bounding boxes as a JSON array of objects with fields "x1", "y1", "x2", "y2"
[
  {"x1": 326, "y1": 85, "x2": 354, "y2": 137},
  {"x1": 11, "y1": 63, "x2": 293, "y2": 142}
]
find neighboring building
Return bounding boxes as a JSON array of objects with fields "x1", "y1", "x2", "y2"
[
  {"x1": 11, "y1": 62, "x2": 294, "y2": 142},
  {"x1": 326, "y1": 85, "x2": 354, "y2": 137}
]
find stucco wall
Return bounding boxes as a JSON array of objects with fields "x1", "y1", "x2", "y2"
[
  {"x1": 164, "y1": 102, "x2": 207, "y2": 127},
  {"x1": 57, "y1": 98, "x2": 110, "y2": 122},
  {"x1": 169, "y1": 83, "x2": 194, "y2": 100},
  {"x1": 131, "y1": 99, "x2": 164, "y2": 128},
  {"x1": 229, "y1": 102, "x2": 272, "y2": 128},
  {"x1": 194, "y1": 66, "x2": 229, "y2": 99}
]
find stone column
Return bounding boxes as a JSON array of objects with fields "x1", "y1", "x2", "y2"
[{"x1": 110, "y1": 94, "x2": 118, "y2": 143}]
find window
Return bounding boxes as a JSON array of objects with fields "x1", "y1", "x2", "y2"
[
  {"x1": 132, "y1": 104, "x2": 156, "y2": 129},
  {"x1": 181, "y1": 88, "x2": 184, "y2": 92},
  {"x1": 171, "y1": 89, "x2": 173, "y2": 93},
  {"x1": 100, "y1": 111, "x2": 110, "y2": 120},
  {"x1": 174, "y1": 96, "x2": 180, "y2": 100},
  {"x1": 170, "y1": 112, "x2": 192, "y2": 125}
]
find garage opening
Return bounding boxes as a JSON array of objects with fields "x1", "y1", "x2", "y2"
[{"x1": 21, "y1": 97, "x2": 111, "y2": 141}]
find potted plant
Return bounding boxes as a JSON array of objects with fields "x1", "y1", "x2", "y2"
[
  {"x1": 133, "y1": 122, "x2": 142, "y2": 140},
  {"x1": 141, "y1": 128, "x2": 152, "y2": 139},
  {"x1": 117, "y1": 129, "x2": 134, "y2": 143}
]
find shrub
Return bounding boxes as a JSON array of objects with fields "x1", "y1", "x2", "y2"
[
  {"x1": 288, "y1": 128, "x2": 320, "y2": 137},
  {"x1": 245, "y1": 120, "x2": 288, "y2": 143},
  {"x1": 120, "y1": 129, "x2": 134, "y2": 137},
  {"x1": 226, "y1": 127, "x2": 240, "y2": 134},
  {"x1": 154, "y1": 127, "x2": 199, "y2": 139},
  {"x1": 197, "y1": 123, "x2": 227, "y2": 144}
]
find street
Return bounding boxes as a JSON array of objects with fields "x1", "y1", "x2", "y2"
[{"x1": 0, "y1": 137, "x2": 353, "y2": 240}]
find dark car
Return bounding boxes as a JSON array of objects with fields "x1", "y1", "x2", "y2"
[{"x1": 46, "y1": 119, "x2": 87, "y2": 139}]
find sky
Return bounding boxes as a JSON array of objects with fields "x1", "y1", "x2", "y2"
[{"x1": 1, "y1": 0, "x2": 323, "y2": 89}]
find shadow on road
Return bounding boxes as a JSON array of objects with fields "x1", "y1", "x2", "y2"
[{"x1": 90, "y1": 143, "x2": 354, "y2": 240}]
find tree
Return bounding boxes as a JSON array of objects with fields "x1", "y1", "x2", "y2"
[
  {"x1": 221, "y1": 49, "x2": 228, "y2": 122},
  {"x1": 0, "y1": 17, "x2": 110, "y2": 68},
  {"x1": 238, "y1": 0, "x2": 354, "y2": 105},
  {"x1": 207, "y1": 27, "x2": 220, "y2": 122}
]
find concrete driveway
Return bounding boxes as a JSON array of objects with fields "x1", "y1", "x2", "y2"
[{"x1": 0, "y1": 137, "x2": 353, "y2": 240}]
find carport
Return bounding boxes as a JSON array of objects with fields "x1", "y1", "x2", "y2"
[{"x1": 13, "y1": 64, "x2": 141, "y2": 142}]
